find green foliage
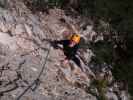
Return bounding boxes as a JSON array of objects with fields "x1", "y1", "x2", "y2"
[
  {"x1": 77, "y1": 0, "x2": 95, "y2": 16},
  {"x1": 94, "y1": 0, "x2": 133, "y2": 33},
  {"x1": 45, "y1": 0, "x2": 65, "y2": 7},
  {"x1": 112, "y1": 61, "x2": 133, "y2": 96},
  {"x1": 91, "y1": 41, "x2": 113, "y2": 65},
  {"x1": 25, "y1": 0, "x2": 66, "y2": 12},
  {"x1": 92, "y1": 79, "x2": 108, "y2": 100},
  {"x1": 81, "y1": 0, "x2": 133, "y2": 97}
]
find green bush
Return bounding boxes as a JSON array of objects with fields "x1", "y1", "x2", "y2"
[
  {"x1": 91, "y1": 40, "x2": 113, "y2": 65},
  {"x1": 92, "y1": 79, "x2": 108, "y2": 100}
]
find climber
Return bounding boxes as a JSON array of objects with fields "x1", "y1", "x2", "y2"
[{"x1": 52, "y1": 34, "x2": 84, "y2": 71}]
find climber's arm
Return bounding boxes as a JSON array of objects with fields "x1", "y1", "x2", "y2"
[{"x1": 51, "y1": 40, "x2": 68, "y2": 49}]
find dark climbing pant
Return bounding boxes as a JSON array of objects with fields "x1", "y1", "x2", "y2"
[{"x1": 71, "y1": 56, "x2": 82, "y2": 69}]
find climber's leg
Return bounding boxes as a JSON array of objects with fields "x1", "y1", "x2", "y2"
[{"x1": 71, "y1": 56, "x2": 84, "y2": 71}]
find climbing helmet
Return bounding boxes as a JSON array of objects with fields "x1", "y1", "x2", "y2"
[{"x1": 70, "y1": 34, "x2": 80, "y2": 44}]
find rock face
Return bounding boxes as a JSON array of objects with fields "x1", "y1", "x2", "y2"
[{"x1": 0, "y1": 0, "x2": 130, "y2": 100}]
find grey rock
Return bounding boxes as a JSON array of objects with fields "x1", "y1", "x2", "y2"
[
  {"x1": 28, "y1": 14, "x2": 40, "y2": 25},
  {"x1": 17, "y1": 17, "x2": 26, "y2": 23},
  {"x1": 0, "y1": 32, "x2": 17, "y2": 50},
  {"x1": 0, "y1": 95, "x2": 14, "y2": 100},
  {"x1": 9, "y1": 87, "x2": 25, "y2": 99},
  {"x1": 20, "y1": 55, "x2": 42, "y2": 83},
  {"x1": 120, "y1": 91, "x2": 130, "y2": 100},
  {"x1": 105, "y1": 92, "x2": 118, "y2": 100},
  {"x1": 8, "y1": 55, "x2": 25, "y2": 70},
  {"x1": 24, "y1": 24, "x2": 33, "y2": 37},
  {"x1": 0, "y1": 22, "x2": 9, "y2": 32},
  {"x1": 13, "y1": 24, "x2": 26, "y2": 35},
  {"x1": 33, "y1": 25, "x2": 46, "y2": 40},
  {"x1": 78, "y1": 49, "x2": 94, "y2": 64},
  {"x1": 2, "y1": 70, "x2": 18, "y2": 82},
  {"x1": 0, "y1": 43, "x2": 9, "y2": 56},
  {"x1": 3, "y1": 11, "x2": 15, "y2": 24}
]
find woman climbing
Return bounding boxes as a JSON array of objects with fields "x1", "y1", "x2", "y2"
[{"x1": 52, "y1": 33, "x2": 85, "y2": 71}]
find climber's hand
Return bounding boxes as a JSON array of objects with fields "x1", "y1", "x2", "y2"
[
  {"x1": 50, "y1": 41, "x2": 59, "y2": 49},
  {"x1": 61, "y1": 58, "x2": 69, "y2": 68},
  {"x1": 63, "y1": 59, "x2": 69, "y2": 65}
]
